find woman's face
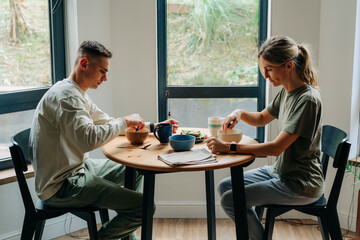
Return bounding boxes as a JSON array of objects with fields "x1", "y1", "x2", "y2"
[{"x1": 259, "y1": 56, "x2": 289, "y2": 87}]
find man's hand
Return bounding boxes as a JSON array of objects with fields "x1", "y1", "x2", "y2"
[
  {"x1": 205, "y1": 137, "x2": 230, "y2": 154},
  {"x1": 161, "y1": 118, "x2": 179, "y2": 133},
  {"x1": 121, "y1": 114, "x2": 145, "y2": 130}
]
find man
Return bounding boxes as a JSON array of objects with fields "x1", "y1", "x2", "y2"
[{"x1": 30, "y1": 40, "x2": 178, "y2": 239}]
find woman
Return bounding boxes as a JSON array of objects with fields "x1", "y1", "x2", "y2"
[{"x1": 206, "y1": 36, "x2": 323, "y2": 240}]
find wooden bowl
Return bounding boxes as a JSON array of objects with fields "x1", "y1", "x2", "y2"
[{"x1": 125, "y1": 128, "x2": 149, "y2": 145}]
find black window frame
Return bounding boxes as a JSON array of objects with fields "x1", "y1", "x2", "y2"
[
  {"x1": 157, "y1": 0, "x2": 268, "y2": 143},
  {"x1": 0, "y1": 0, "x2": 66, "y2": 170}
]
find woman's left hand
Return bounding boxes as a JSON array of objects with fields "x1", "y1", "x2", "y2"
[{"x1": 205, "y1": 137, "x2": 230, "y2": 154}]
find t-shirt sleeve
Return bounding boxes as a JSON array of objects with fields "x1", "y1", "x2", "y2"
[
  {"x1": 283, "y1": 98, "x2": 321, "y2": 140},
  {"x1": 266, "y1": 89, "x2": 283, "y2": 119}
]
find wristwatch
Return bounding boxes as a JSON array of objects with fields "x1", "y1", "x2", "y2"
[{"x1": 230, "y1": 142, "x2": 237, "y2": 152}]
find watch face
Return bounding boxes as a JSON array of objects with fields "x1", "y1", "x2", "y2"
[{"x1": 230, "y1": 143, "x2": 236, "y2": 152}]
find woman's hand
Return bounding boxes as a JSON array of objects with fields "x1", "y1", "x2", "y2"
[
  {"x1": 205, "y1": 137, "x2": 230, "y2": 154},
  {"x1": 161, "y1": 118, "x2": 179, "y2": 133},
  {"x1": 223, "y1": 110, "x2": 242, "y2": 133}
]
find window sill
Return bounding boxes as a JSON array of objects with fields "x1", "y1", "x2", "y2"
[{"x1": 0, "y1": 165, "x2": 34, "y2": 185}]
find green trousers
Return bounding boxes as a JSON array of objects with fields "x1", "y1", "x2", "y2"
[{"x1": 44, "y1": 158, "x2": 145, "y2": 239}]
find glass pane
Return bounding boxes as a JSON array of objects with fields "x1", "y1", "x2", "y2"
[
  {"x1": 167, "y1": 0, "x2": 259, "y2": 86},
  {"x1": 0, "y1": 0, "x2": 51, "y2": 93},
  {"x1": 168, "y1": 98, "x2": 257, "y2": 138},
  {"x1": 0, "y1": 110, "x2": 34, "y2": 159}
]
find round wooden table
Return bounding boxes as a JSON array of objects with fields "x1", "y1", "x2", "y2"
[{"x1": 103, "y1": 128, "x2": 258, "y2": 240}]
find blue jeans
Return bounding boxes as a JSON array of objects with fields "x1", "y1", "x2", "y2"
[{"x1": 218, "y1": 165, "x2": 319, "y2": 240}]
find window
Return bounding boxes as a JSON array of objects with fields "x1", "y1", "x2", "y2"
[
  {"x1": 157, "y1": 0, "x2": 268, "y2": 142},
  {"x1": 0, "y1": 0, "x2": 65, "y2": 170}
]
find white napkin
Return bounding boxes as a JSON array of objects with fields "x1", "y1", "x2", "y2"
[{"x1": 158, "y1": 148, "x2": 217, "y2": 167}]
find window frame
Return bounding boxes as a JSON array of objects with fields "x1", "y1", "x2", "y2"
[
  {"x1": 0, "y1": 0, "x2": 66, "y2": 170},
  {"x1": 157, "y1": 0, "x2": 268, "y2": 142}
]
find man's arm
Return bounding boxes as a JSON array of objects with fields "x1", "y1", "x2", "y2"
[
  {"x1": 143, "y1": 118, "x2": 179, "y2": 134},
  {"x1": 58, "y1": 98, "x2": 127, "y2": 152}
]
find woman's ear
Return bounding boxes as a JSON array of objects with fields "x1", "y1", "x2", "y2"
[{"x1": 286, "y1": 61, "x2": 294, "y2": 71}]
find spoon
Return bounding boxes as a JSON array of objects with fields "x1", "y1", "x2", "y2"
[{"x1": 117, "y1": 143, "x2": 152, "y2": 150}]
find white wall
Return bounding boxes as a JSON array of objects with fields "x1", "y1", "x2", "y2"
[
  {"x1": 109, "y1": 1, "x2": 158, "y2": 122},
  {"x1": 1, "y1": 0, "x2": 360, "y2": 239},
  {"x1": 318, "y1": 0, "x2": 359, "y2": 231}
]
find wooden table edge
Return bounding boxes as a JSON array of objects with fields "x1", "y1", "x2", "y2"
[
  {"x1": 103, "y1": 150, "x2": 256, "y2": 172},
  {"x1": 102, "y1": 127, "x2": 258, "y2": 173}
]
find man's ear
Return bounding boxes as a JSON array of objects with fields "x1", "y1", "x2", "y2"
[{"x1": 79, "y1": 58, "x2": 88, "y2": 70}]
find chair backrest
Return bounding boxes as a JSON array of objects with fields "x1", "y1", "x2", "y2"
[
  {"x1": 9, "y1": 128, "x2": 36, "y2": 213},
  {"x1": 320, "y1": 125, "x2": 351, "y2": 209}
]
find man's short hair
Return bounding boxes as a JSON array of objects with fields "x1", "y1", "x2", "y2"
[{"x1": 75, "y1": 41, "x2": 112, "y2": 64}]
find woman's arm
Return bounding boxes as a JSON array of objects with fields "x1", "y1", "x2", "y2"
[
  {"x1": 224, "y1": 109, "x2": 275, "y2": 131},
  {"x1": 206, "y1": 130, "x2": 299, "y2": 156}
]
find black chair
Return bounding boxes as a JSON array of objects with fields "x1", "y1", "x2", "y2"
[
  {"x1": 10, "y1": 128, "x2": 110, "y2": 240},
  {"x1": 255, "y1": 125, "x2": 351, "y2": 240}
]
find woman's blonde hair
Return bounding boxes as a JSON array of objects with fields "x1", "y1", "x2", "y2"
[{"x1": 258, "y1": 36, "x2": 318, "y2": 87}]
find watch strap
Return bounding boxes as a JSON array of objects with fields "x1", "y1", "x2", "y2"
[
  {"x1": 230, "y1": 142, "x2": 237, "y2": 152},
  {"x1": 150, "y1": 122, "x2": 155, "y2": 132}
]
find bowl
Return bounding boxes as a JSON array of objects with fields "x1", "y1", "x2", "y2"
[
  {"x1": 169, "y1": 134, "x2": 196, "y2": 151},
  {"x1": 218, "y1": 129, "x2": 243, "y2": 143},
  {"x1": 125, "y1": 128, "x2": 149, "y2": 145}
]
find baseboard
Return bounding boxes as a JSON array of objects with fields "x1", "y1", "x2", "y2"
[{"x1": 338, "y1": 208, "x2": 357, "y2": 232}]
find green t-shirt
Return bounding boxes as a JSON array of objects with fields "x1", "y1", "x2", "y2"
[{"x1": 267, "y1": 84, "x2": 324, "y2": 198}]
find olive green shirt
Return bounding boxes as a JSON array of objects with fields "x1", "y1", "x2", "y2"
[{"x1": 267, "y1": 84, "x2": 324, "y2": 198}]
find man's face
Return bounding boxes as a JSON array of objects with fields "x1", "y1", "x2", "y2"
[{"x1": 82, "y1": 56, "x2": 110, "y2": 90}]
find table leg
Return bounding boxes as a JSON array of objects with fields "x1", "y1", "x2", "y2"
[
  {"x1": 122, "y1": 167, "x2": 136, "y2": 240},
  {"x1": 124, "y1": 166, "x2": 136, "y2": 190},
  {"x1": 231, "y1": 165, "x2": 249, "y2": 240},
  {"x1": 141, "y1": 174, "x2": 155, "y2": 240},
  {"x1": 205, "y1": 170, "x2": 216, "y2": 240}
]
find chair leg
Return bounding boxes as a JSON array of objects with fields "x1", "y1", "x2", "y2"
[
  {"x1": 326, "y1": 211, "x2": 342, "y2": 240},
  {"x1": 21, "y1": 214, "x2": 36, "y2": 240},
  {"x1": 34, "y1": 220, "x2": 46, "y2": 240},
  {"x1": 263, "y1": 208, "x2": 275, "y2": 240},
  {"x1": 87, "y1": 213, "x2": 99, "y2": 240},
  {"x1": 72, "y1": 211, "x2": 99, "y2": 240},
  {"x1": 255, "y1": 206, "x2": 264, "y2": 220},
  {"x1": 99, "y1": 209, "x2": 110, "y2": 224},
  {"x1": 318, "y1": 216, "x2": 329, "y2": 240}
]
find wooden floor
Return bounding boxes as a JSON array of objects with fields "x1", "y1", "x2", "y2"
[{"x1": 54, "y1": 218, "x2": 356, "y2": 240}]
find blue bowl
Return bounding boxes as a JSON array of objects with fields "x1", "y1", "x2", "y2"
[{"x1": 169, "y1": 134, "x2": 196, "y2": 151}]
